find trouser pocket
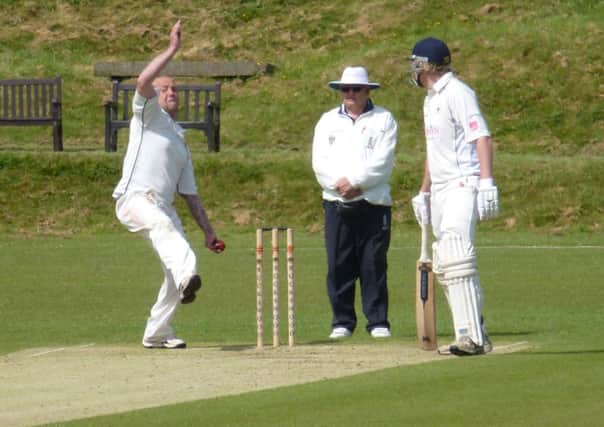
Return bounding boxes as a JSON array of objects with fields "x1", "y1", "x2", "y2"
[{"x1": 335, "y1": 199, "x2": 370, "y2": 218}]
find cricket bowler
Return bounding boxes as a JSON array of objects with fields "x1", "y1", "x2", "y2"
[{"x1": 113, "y1": 20, "x2": 224, "y2": 349}]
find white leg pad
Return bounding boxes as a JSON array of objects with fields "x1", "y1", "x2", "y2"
[
  {"x1": 446, "y1": 276, "x2": 484, "y2": 345},
  {"x1": 433, "y1": 234, "x2": 484, "y2": 345},
  {"x1": 433, "y1": 236, "x2": 477, "y2": 279}
]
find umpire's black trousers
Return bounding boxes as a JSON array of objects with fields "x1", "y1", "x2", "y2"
[{"x1": 323, "y1": 199, "x2": 391, "y2": 333}]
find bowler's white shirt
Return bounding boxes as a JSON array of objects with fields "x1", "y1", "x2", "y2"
[
  {"x1": 112, "y1": 91, "x2": 197, "y2": 205},
  {"x1": 312, "y1": 103, "x2": 398, "y2": 206},
  {"x1": 423, "y1": 72, "x2": 490, "y2": 184}
]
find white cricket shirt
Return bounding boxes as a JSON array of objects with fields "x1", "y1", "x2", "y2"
[
  {"x1": 112, "y1": 91, "x2": 198, "y2": 205},
  {"x1": 312, "y1": 102, "x2": 398, "y2": 206},
  {"x1": 423, "y1": 72, "x2": 490, "y2": 184}
]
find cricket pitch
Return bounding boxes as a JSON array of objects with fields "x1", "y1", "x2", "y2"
[{"x1": 0, "y1": 341, "x2": 530, "y2": 427}]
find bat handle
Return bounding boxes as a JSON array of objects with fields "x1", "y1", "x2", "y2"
[{"x1": 420, "y1": 223, "x2": 431, "y2": 262}]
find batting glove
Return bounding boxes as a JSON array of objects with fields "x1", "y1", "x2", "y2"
[
  {"x1": 477, "y1": 178, "x2": 499, "y2": 221},
  {"x1": 411, "y1": 191, "x2": 431, "y2": 226}
]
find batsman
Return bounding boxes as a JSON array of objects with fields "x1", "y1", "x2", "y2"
[{"x1": 407, "y1": 37, "x2": 499, "y2": 356}]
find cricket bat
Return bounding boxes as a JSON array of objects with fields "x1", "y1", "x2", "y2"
[{"x1": 416, "y1": 223, "x2": 437, "y2": 350}]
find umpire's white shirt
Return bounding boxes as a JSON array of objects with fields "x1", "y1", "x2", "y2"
[
  {"x1": 112, "y1": 91, "x2": 197, "y2": 206},
  {"x1": 312, "y1": 102, "x2": 398, "y2": 206},
  {"x1": 424, "y1": 72, "x2": 490, "y2": 185}
]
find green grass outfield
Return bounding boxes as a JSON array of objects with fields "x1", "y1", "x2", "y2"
[{"x1": 1, "y1": 230, "x2": 603, "y2": 426}]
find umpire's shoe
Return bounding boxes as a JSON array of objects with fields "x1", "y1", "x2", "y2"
[{"x1": 179, "y1": 274, "x2": 202, "y2": 304}]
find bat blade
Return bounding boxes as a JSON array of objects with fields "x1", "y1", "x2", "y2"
[{"x1": 416, "y1": 259, "x2": 437, "y2": 350}]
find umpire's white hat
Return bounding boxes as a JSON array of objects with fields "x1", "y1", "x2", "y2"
[{"x1": 328, "y1": 66, "x2": 380, "y2": 90}]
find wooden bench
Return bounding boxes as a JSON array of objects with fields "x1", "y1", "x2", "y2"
[
  {"x1": 95, "y1": 60, "x2": 273, "y2": 153},
  {"x1": 0, "y1": 77, "x2": 63, "y2": 151},
  {"x1": 103, "y1": 81, "x2": 221, "y2": 152}
]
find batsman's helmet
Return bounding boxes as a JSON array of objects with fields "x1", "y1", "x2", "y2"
[
  {"x1": 408, "y1": 37, "x2": 451, "y2": 86},
  {"x1": 411, "y1": 37, "x2": 451, "y2": 66}
]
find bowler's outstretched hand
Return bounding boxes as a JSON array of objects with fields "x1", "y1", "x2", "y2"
[{"x1": 169, "y1": 20, "x2": 182, "y2": 53}]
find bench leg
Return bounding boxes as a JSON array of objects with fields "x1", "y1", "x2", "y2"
[
  {"x1": 209, "y1": 124, "x2": 220, "y2": 152},
  {"x1": 111, "y1": 131, "x2": 118, "y2": 152},
  {"x1": 51, "y1": 102, "x2": 63, "y2": 151},
  {"x1": 104, "y1": 129, "x2": 118, "y2": 152},
  {"x1": 104, "y1": 128, "x2": 114, "y2": 152},
  {"x1": 104, "y1": 104, "x2": 118, "y2": 152},
  {"x1": 53, "y1": 121, "x2": 63, "y2": 152},
  {"x1": 205, "y1": 106, "x2": 220, "y2": 152}
]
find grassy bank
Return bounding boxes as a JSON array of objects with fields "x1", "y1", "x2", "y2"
[
  {"x1": 0, "y1": 1, "x2": 602, "y2": 154},
  {"x1": 1, "y1": 150, "x2": 602, "y2": 236}
]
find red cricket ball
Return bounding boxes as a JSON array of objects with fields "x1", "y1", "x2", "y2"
[{"x1": 213, "y1": 239, "x2": 225, "y2": 252}]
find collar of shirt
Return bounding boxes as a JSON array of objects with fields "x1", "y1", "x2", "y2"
[
  {"x1": 338, "y1": 98, "x2": 375, "y2": 120},
  {"x1": 430, "y1": 71, "x2": 454, "y2": 95}
]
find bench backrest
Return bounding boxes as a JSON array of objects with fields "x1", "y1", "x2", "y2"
[
  {"x1": 0, "y1": 77, "x2": 62, "y2": 123},
  {"x1": 110, "y1": 82, "x2": 220, "y2": 128},
  {"x1": 104, "y1": 80, "x2": 221, "y2": 152}
]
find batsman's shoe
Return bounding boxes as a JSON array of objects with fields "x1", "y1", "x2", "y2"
[
  {"x1": 449, "y1": 336, "x2": 487, "y2": 356},
  {"x1": 481, "y1": 316, "x2": 493, "y2": 354},
  {"x1": 142, "y1": 337, "x2": 186, "y2": 349},
  {"x1": 438, "y1": 342, "x2": 455, "y2": 355},
  {"x1": 329, "y1": 327, "x2": 352, "y2": 339},
  {"x1": 483, "y1": 334, "x2": 493, "y2": 354},
  {"x1": 179, "y1": 274, "x2": 202, "y2": 304},
  {"x1": 439, "y1": 337, "x2": 490, "y2": 356},
  {"x1": 370, "y1": 327, "x2": 391, "y2": 338}
]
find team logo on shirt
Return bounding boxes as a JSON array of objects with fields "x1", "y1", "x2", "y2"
[
  {"x1": 328, "y1": 135, "x2": 335, "y2": 145},
  {"x1": 469, "y1": 120, "x2": 479, "y2": 131},
  {"x1": 425, "y1": 126, "x2": 439, "y2": 138}
]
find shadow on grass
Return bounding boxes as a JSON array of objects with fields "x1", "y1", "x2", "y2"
[
  {"x1": 0, "y1": 146, "x2": 105, "y2": 153},
  {"x1": 216, "y1": 340, "x2": 357, "y2": 351},
  {"x1": 511, "y1": 349, "x2": 604, "y2": 356},
  {"x1": 217, "y1": 345, "x2": 256, "y2": 352}
]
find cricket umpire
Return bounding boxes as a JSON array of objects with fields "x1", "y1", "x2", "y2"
[
  {"x1": 113, "y1": 20, "x2": 223, "y2": 349},
  {"x1": 408, "y1": 37, "x2": 499, "y2": 355},
  {"x1": 312, "y1": 66, "x2": 398, "y2": 339}
]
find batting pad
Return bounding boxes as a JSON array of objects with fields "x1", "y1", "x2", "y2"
[
  {"x1": 433, "y1": 234, "x2": 484, "y2": 345},
  {"x1": 432, "y1": 234, "x2": 477, "y2": 279},
  {"x1": 445, "y1": 276, "x2": 484, "y2": 345}
]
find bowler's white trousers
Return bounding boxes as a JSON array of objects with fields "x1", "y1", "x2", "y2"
[{"x1": 115, "y1": 191, "x2": 197, "y2": 342}]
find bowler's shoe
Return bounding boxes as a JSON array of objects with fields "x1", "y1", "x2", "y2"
[
  {"x1": 179, "y1": 274, "x2": 202, "y2": 304},
  {"x1": 142, "y1": 337, "x2": 186, "y2": 349}
]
